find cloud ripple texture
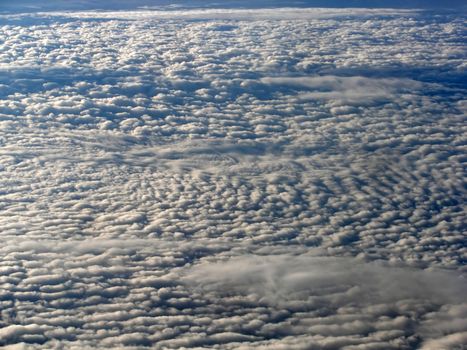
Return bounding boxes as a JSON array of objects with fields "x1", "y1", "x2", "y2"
[{"x1": 0, "y1": 5, "x2": 465, "y2": 350}]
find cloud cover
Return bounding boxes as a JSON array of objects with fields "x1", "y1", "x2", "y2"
[{"x1": 0, "y1": 4, "x2": 465, "y2": 349}]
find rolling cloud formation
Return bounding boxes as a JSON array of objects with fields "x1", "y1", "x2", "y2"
[{"x1": 0, "y1": 6, "x2": 465, "y2": 349}]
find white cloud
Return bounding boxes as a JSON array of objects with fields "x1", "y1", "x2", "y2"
[
  {"x1": 22, "y1": 8, "x2": 418, "y2": 21},
  {"x1": 184, "y1": 254, "x2": 466, "y2": 306},
  {"x1": 261, "y1": 75, "x2": 427, "y2": 105},
  {"x1": 420, "y1": 332, "x2": 467, "y2": 350}
]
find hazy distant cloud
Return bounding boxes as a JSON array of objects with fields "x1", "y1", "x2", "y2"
[
  {"x1": 4, "y1": 0, "x2": 467, "y2": 13},
  {"x1": 184, "y1": 254, "x2": 467, "y2": 348},
  {"x1": 261, "y1": 76, "x2": 427, "y2": 105},
  {"x1": 185, "y1": 255, "x2": 466, "y2": 305}
]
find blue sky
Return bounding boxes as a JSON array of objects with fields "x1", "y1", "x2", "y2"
[{"x1": 2, "y1": 0, "x2": 466, "y2": 12}]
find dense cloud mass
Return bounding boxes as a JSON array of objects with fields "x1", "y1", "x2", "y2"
[{"x1": 0, "y1": 5, "x2": 465, "y2": 349}]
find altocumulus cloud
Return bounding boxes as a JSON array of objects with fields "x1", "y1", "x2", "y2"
[{"x1": 0, "y1": 3, "x2": 465, "y2": 349}]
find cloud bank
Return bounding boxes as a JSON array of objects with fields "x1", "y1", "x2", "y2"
[{"x1": 0, "y1": 5, "x2": 465, "y2": 349}]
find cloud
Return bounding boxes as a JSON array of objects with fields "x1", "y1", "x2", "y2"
[
  {"x1": 184, "y1": 254, "x2": 466, "y2": 305},
  {"x1": 261, "y1": 76, "x2": 427, "y2": 105},
  {"x1": 4, "y1": 0, "x2": 467, "y2": 13},
  {"x1": 0, "y1": 325, "x2": 48, "y2": 346},
  {"x1": 0, "y1": 3, "x2": 464, "y2": 349},
  {"x1": 420, "y1": 332, "x2": 467, "y2": 350},
  {"x1": 184, "y1": 254, "x2": 467, "y2": 348}
]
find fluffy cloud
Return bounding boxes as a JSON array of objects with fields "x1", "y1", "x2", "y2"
[{"x1": 0, "y1": 4, "x2": 465, "y2": 349}]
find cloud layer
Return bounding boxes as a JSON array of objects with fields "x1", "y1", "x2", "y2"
[{"x1": 0, "y1": 5, "x2": 465, "y2": 349}]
